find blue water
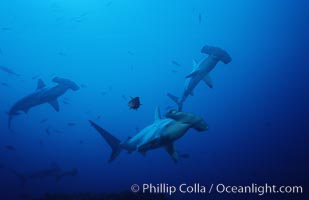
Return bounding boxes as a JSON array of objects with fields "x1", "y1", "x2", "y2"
[{"x1": 0, "y1": 0, "x2": 308, "y2": 199}]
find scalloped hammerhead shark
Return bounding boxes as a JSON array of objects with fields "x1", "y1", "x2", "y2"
[
  {"x1": 8, "y1": 77, "x2": 79, "y2": 129},
  {"x1": 89, "y1": 107, "x2": 208, "y2": 163},
  {"x1": 168, "y1": 45, "x2": 232, "y2": 111}
]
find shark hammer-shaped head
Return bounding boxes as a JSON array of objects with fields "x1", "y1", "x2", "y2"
[
  {"x1": 166, "y1": 109, "x2": 208, "y2": 131},
  {"x1": 52, "y1": 77, "x2": 80, "y2": 91}
]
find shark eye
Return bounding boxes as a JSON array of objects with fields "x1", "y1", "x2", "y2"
[{"x1": 169, "y1": 109, "x2": 177, "y2": 114}]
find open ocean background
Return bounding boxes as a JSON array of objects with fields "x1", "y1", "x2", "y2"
[{"x1": 0, "y1": 0, "x2": 308, "y2": 199}]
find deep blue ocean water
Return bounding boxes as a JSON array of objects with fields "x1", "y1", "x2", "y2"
[{"x1": 0, "y1": 0, "x2": 308, "y2": 199}]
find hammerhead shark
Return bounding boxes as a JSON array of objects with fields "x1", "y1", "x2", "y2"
[
  {"x1": 168, "y1": 45, "x2": 232, "y2": 111},
  {"x1": 10, "y1": 164, "x2": 78, "y2": 186},
  {"x1": 89, "y1": 107, "x2": 207, "y2": 163},
  {"x1": 8, "y1": 77, "x2": 79, "y2": 129}
]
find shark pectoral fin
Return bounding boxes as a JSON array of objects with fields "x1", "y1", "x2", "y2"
[
  {"x1": 165, "y1": 143, "x2": 179, "y2": 163},
  {"x1": 49, "y1": 100, "x2": 60, "y2": 112},
  {"x1": 193, "y1": 59, "x2": 199, "y2": 69},
  {"x1": 203, "y1": 75, "x2": 213, "y2": 88},
  {"x1": 137, "y1": 139, "x2": 160, "y2": 153},
  {"x1": 185, "y1": 70, "x2": 200, "y2": 78},
  {"x1": 37, "y1": 79, "x2": 46, "y2": 90},
  {"x1": 154, "y1": 106, "x2": 161, "y2": 121}
]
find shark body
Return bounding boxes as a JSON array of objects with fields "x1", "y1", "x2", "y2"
[
  {"x1": 89, "y1": 107, "x2": 207, "y2": 163},
  {"x1": 8, "y1": 77, "x2": 79, "y2": 129},
  {"x1": 11, "y1": 165, "x2": 78, "y2": 186},
  {"x1": 168, "y1": 45, "x2": 232, "y2": 111}
]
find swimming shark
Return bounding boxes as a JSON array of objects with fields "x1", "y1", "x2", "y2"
[
  {"x1": 89, "y1": 107, "x2": 208, "y2": 163},
  {"x1": 11, "y1": 165, "x2": 78, "y2": 186},
  {"x1": 0, "y1": 65, "x2": 20, "y2": 76},
  {"x1": 8, "y1": 77, "x2": 80, "y2": 129},
  {"x1": 168, "y1": 45, "x2": 232, "y2": 111}
]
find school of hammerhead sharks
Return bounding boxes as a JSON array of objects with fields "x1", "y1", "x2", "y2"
[{"x1": 6, "y1": 44, "x2": 231, "y2": 164}]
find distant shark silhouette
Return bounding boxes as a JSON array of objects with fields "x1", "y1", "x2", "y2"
[
  {"x1": 89, "y1": 107, "x2": 207, "y2": 163},
  {"x1": 10, "y1": 164, "x2": 78, "y2": 186},
  {"x1": 168, "y1": 45, "x2": 232, "y2": 111},
  {"x1": 8, "y1": 77, "x2": 80, "y2": 129}
]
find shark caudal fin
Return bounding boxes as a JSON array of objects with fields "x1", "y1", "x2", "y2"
[
  {"x1": 167, "y1": 93, "x2": 183, "y2": 111},
  {"x1": 89, "y1": 120, "x2": 122, "y2": 162},
  {"x1": 201, "y1": 45, "x2": 232, "y2": 64}
]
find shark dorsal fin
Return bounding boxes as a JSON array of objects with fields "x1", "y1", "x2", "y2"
[
  {"x1": 154, "y1": 106, "x2": 161, "y2": 121},
  {"x1": 48, "y1": 99, "x2": 60, "y2": 112},
  {"x1": 37, "y1": 79, "x2": 46, "y2": 90}
]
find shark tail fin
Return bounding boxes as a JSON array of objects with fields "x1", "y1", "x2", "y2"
[
  {"x1": 201, "y1": 45, "x2": 232, "y2": 64},
  {"x1": 89, "y1": 120, "x2": 122, "y2": 162},
  {"x1": 167, "y1": 93, "x2": 183, "y2": 111}
]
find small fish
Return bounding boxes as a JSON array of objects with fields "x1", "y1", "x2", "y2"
[
  {"x1": 180, "y1": 154, "x2": 190, "y2": 159},
  {"x1": 45, "y1": 128, "x2": 51, "y2": 135},
  {"x1": 1, "y1": 82, "x2": 9, "y2": 87},
  {"x1": 0, "y1": 66, "x2": 20, "y2": 76},
  {"x1": 198, "y1": 13, "x2": 202, "y2": 24},
  {"x1": 122, "y1": 94, "x2": 128, "y2": 101},
  {"x1": 67, "y1": 122, "x2": 76, "y2": 126},
  {"x1": 101, "y1": 86, "x2": 112, "y2": 95},
  {"x1": 128, "y1": 50, "x2": 135, "y2": 56},
  {"x1": 128, "y1": 97, "x2": 142, "y2": 110},
  {"x1": 53, "y1": 130, "x2": 63, "y2": 134},
  {"x1": 97, "y1": 115, "x2": 102, "y2": 119},
  {"x1": 1, "y1": 27, "x2": 12, "y2": 31},
  {"x1": 79, "y1": 140, "x2": 84, "y2": 144},
  {"x1": 80, "y1": 84, "x2": 87, "y2": 88},
  {"x1": 40, "y1": 118, "x2": 48, "y2": 124},
  {"x1": 135, "y1": 127, "x2": 140, "y2": 133},
  {"x1": 32, "y1": 75, "x2": 40, "y2": 80},
  {"x1": 62, "y1": 100, "x2": 70, "y2": 105},
  {"x1": 5, "y1": 145, "x2": 16, "y2": 151},
  {"x1": 171, "y1": 69, "x2": 178, "y2": 73},
  {"x1": 70, "y1": 12, "x2": 89, "y2": 23},
  {"x1": 39, "y1": 140, "x2": 44, "y2": 147},
  {"x1": 171, "y1": 60, "x2": 181, "y2": 67},
  {"x1": 106, "y1": 1, "x2": 113, "y2": 7},
  {"x1": 57, "y1": 52, "x2": 67, "y2": 56}
]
